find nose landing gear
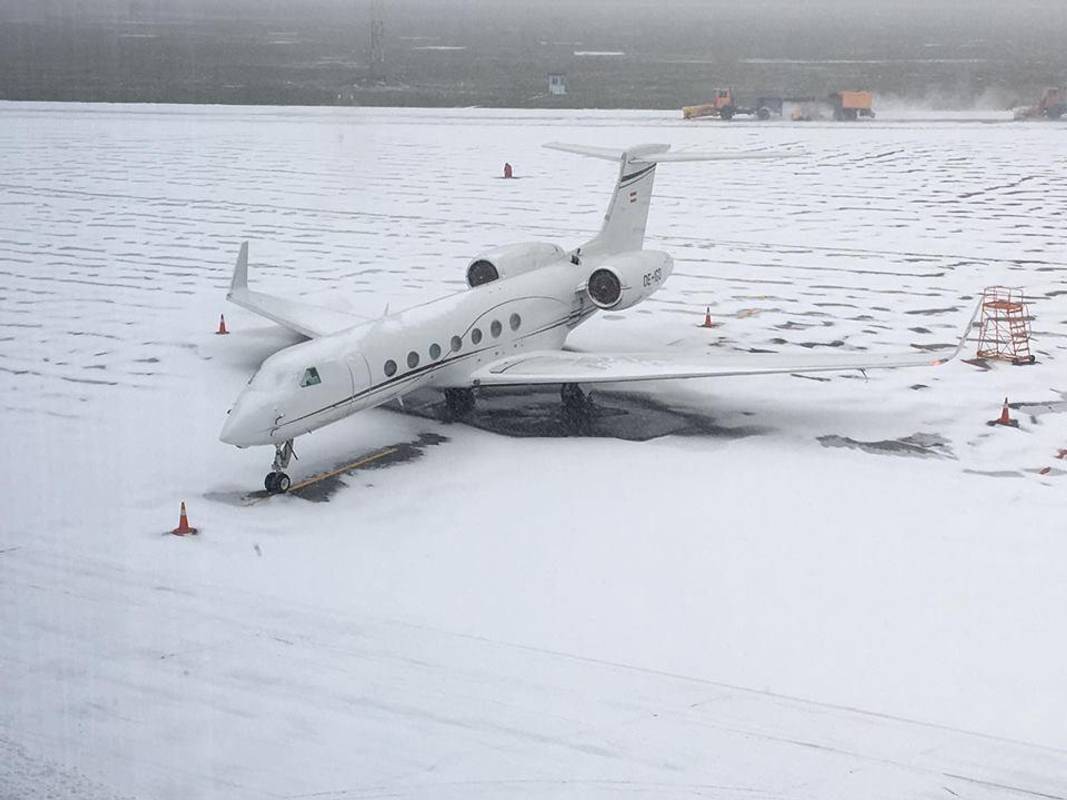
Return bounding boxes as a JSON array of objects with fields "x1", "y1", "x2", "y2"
[{"x1": 264, "y1": 439, "x2": 296, "y2": 494}]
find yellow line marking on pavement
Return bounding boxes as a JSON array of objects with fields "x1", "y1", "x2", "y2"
[
  {"x1": 248, "y1": 447, "x2": 399, "y2": 503},
  {"x1": 289, "y1": 447, "x2": 399, "y2": 492}
]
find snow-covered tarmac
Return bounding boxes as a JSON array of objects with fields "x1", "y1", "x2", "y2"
[{"x1": 2, "y1": 103, "x2": 1066, "y2": 798}]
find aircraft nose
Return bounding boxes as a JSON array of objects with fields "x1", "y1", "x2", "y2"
[
  {"x1": 219, "y1": 391, "x2": 277, "y2": 447},
  {"x1": 219, "y1": 408, "x2": 248, "y2": 446}
]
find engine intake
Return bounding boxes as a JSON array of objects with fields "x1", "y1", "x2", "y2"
[
  {"x1": 466, "y1": 242, "x2": 565, "y2": 288},
  {"x1": 587, "y1": 269, "x2": 623, "y2": 308},
  {"x1": 584, "y1": 250, "x2": 673, "y2": 311}
]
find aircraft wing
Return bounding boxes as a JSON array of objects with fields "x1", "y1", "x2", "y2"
[
  {"x1": 226, "y1": 242, "x2": 371, "y2": 338},
  {"x1": 471, "y1": 301, "x2": 979, "y2": 386},
  {"x1": 470, "y1": 349, "x2": 951, "y2": 386}
]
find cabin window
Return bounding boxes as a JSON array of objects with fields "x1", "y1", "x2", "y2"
[
  {"x1": 384, "y1": 360, "x2": 397, "y2": 377},
  {"x1": 450, "y1": 335, "x2": 463, "y2": 352},
  {"x1": 510, "y1": 313, "x2": 521, "y2": 330},
  {"x1": 300, "y1": 367, "x2": 321, "y2": 387},
  {"x1": 490, "y1": 320, "x2": 502, "y2": 338},
  {"x1": 471, "y1": 328, "x2": 483, "y2": 345},
  {"x1": 429, "y1": 343, "x2": 442, "y2": 359},
  {"x1": 407, "y1": 351, "x2": 420, "y2": 369}
]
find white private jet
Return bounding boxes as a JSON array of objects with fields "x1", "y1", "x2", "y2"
[{"x1": 220, "y1": 142, "x2": 974, "y2": 493}]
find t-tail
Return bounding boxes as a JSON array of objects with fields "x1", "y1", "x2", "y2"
[{"x1": 544, "y1": 141, "x2": 798, "y2": 256}]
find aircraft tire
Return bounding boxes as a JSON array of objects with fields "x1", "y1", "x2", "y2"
[
  {"x1": 264, "y1": 472, "x2": 291, "y2": 494},
  {"x1": 444, "y1": 388, "x2": 475, "y2": 419},
  {"x1": 560, "y1": 382, "x2": 586, "y2": 407}
]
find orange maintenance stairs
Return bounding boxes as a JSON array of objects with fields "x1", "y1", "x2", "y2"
[{"x1": 976, "y1": 286, "x2": 1035, "y2": 365}]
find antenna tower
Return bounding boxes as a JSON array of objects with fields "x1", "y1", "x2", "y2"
[{"x1": 369, "y1": 0, "x2": 385, "y2": 80}]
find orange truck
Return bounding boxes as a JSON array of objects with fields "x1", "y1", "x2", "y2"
[
  {"x1": 685, "y1": 88, "x2": 876, "y2": 121},
  {"x1": 829, "y1": 91, "x2": 875, "y2": 120},
  {"x1": 682, "y1": 88, "x2": 737, "y2": 120},
  {"x1": 682, "y1": 89, "x2": 791, "y2": 120}
]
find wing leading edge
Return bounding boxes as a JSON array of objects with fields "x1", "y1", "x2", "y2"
[
  {"x1": 226, "y1": 242, "x2": 371, "y2": 338},
  {"x1": 471, "y1": 302, "x2": 980, "y2": 387}
]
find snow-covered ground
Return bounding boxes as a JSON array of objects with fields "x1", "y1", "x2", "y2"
[{"x1": 2, "y1": 103, "x2": 1066, "y2": 799}]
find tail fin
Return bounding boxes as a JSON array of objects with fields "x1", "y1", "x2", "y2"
[
  {"x1": 546, "y1": 142, "x2": 668, "y2": 255},
  {"x1": 544, "y1": 142, "x2": 797, "y2": 256}
]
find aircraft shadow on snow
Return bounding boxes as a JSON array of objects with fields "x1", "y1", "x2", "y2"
[
  {"x1": 248, "y1": 387, "x2": 768, "y2": 503},
  {"x1": 394, "y1": 385, "x2": 766, "y2": 441}
]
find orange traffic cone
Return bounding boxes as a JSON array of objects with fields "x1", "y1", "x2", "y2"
[
  {"x1": 988, "y1": 397, "x2": 1019, "y2": 428},
  {"x1": 171, "y1": 501, "x2": 199, "y2": 536},
  {"x1": 216, "y1": 314, "x2": 229, "y2": 335},
  {"x1": 699, "y1": 307, "x2": 715, "y2": 328}
]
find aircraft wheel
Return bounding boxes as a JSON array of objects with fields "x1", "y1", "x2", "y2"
[
  {"x1": 265, "y1": 472, "x2": 291, "y2": 494},
  {"x1": 560, "y1": 384, "x2": 592, "y2": 434},
  {"x1": 444, "y1": 388, "x2": 475, "y2": 419},
  {"x1": 560, "y1": 383, "x2": 586, "y2": 408}
]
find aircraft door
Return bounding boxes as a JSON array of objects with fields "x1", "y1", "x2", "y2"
[{"x1": 346, "y1": 354, "x2": 372, "y2": 398}]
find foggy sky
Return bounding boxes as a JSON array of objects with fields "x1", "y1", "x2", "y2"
[
  {"x1": 4, "y1": 0, "x2": 1066, "y2": 22},
  {"x1": 1, "y1": 0, "x2": 1062, "y2": 108}
]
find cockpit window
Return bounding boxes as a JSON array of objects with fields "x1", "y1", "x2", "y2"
[{"x1": 300, "y1": 367, "x2": 321, "y2": 387}]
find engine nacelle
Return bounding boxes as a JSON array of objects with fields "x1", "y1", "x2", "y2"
[
  {"x1": 585, "y1": 250, "x2": 673, "y2": 310},
  {"x1": 466, "y1": 242, "x2": 565, "y2": 288}
]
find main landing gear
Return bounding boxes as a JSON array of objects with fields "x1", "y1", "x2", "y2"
[
  {"x1": 264, "y1": 439, "x2": 296, "y2": 494},
  {"x1": 444, "y1": 387, "x2": 476, "y2": 420},
  {"x1": 560, "y1": 382, "x2": 593, "y2": 433}
]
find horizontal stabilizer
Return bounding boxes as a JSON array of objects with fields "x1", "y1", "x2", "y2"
[
  {"x1": 636, "y1": 150, "x2": 797, "y2": 163},
  {"x1": 226, "y1": 242, "x2": 372, "y2": 338},
  {"x1": 544, "y1": 141, "x2": 801, "y2": 164},
  {"x1": 543, "y1": 142, "x2": 629, "y2": 161}
]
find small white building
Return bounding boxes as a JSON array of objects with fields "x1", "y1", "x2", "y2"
[{"x1": 548, "y1": 73, "x2": 567, "y2": 96}]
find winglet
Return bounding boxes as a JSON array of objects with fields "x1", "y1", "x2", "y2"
[
  {"x1": 930, "y1": 297, "x2": 983, "y2": 366},
  {"x1": 229, "y1": 241, "x2": 248, "y2": 297}
]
